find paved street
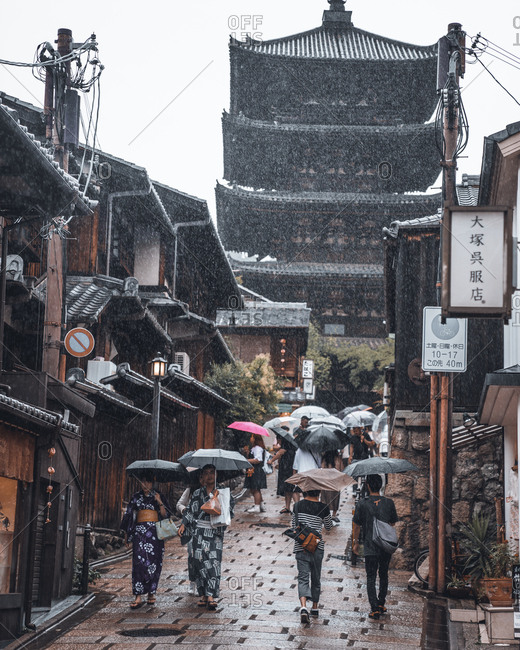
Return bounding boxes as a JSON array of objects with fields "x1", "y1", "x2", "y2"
[{"x1": 39, "y1": 476, "x2": 427, "y2": 648}]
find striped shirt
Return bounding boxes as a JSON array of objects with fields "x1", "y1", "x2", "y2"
[{"x1": 291, "y1": 499, "x2": 332, "y2": 552}]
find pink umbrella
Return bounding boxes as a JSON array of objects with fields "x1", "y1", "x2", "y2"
[{"x1": 228, "y1": 421, "x2": 269, "y2": 436}]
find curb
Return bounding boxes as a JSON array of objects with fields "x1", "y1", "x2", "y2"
[{"x1": 3, "y1": 593, "x2": 96, "y2": 650}]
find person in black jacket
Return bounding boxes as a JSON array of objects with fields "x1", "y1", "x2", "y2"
[{"x1": 352, "y1": 474, "x2": 398, "y2": 620}]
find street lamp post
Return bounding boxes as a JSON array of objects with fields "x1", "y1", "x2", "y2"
[{"x1": 150, "y1": 354, "x2": 167, "y2": 459}]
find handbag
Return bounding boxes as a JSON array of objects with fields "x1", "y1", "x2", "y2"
[
  {"x1": 283, "y1": 504, "x2": 321, "y2": 554},
  {"x1": 246, "y1": 467, "x2": 254, "y2": 477},
  {"x1": 201, "y1": 490, "x2": 221, "y2": 516},
  {"x1": 263, "y1": 449, "x2": 273, "y2": 475},
  {"x1": 156, "y1": 517, "x2": 178, "y2": 541},
  {"x1": 210, "y1": 487, "x2": 232, "y2": 527}
]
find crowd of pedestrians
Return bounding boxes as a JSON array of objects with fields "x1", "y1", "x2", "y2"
[{"x1": 121, "y1": 413, "x2": 399, "y2": 624}]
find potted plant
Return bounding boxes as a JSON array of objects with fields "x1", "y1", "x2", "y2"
[
  {"x1": 458, "y1": 513, "x2": 514, "y2": 606},
  {"x1": 446, "y1": 574, "x2": 472, "y2": 598},
  {"x1": 480, "y1": 541, "x2": 514, "y2": 606}
]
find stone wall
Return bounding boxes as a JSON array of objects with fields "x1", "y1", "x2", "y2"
[{"x1": 387, "y1": 410, "x2": 503, "y2": 570}]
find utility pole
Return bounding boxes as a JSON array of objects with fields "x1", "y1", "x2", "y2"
[
  {"x1": 428, "y1": 23, "x2": 465, "y2": 594},
  {"x1": 42, "y1": 28, "x2": 72, "y2": 379}
]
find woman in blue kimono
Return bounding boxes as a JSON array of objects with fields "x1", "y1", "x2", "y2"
[
  {"x1": 121, "y1": 473, "x2": 170, "y2": 609},
  {"x1": 178, "y1": 464, "x2": 234, "y2": 610}
]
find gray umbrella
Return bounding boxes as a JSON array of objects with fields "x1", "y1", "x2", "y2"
[
  {"x1": 269, "y1": 426, "x2": 298, "y2": 448},
  {"x1": 177, "y1": 448, "x2": 252, "y2": 471},
  {"x1": 126, "y1": 459, "x2": 189, "y2": 483},
  {"x1": 344, "y1": 456, "x2": 418, "y2": 478}
]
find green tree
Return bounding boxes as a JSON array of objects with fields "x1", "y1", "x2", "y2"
[
  {"x1": 304, "y1": 320, "x2": 394, "y2": 405},
  {"x1": 204, "y1": 354, "x2": 283, "y2": 431}
]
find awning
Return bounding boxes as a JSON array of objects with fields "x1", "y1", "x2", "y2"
[
  {"x1": 478, "y1": 364, "x2": 520, "y2": 428},
  {"x1": 451, "y1": 423, "x2": 503, "y2": 450}
]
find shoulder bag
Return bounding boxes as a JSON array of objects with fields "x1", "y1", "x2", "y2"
[
  {"x1": 156, "y1": 516, "x2": 179, "y2": 541},
  {"x1": 283, "y1": 503, "x2": 321, "y2": 553},
  {"x1": 370, "y1": 499, "x2": 398, "y2": 555}
]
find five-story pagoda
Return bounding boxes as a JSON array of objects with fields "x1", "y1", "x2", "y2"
[{"x1": 217, "y1": 0, "x2": 440, "y2": 340}]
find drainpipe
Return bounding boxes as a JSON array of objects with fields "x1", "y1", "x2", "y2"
[
  {"x1": 106, "y1": 183, "x2": 153, "y2": 277},
  {"x1": 172, "y1": 220, "x2": 209, "y2": 300}
]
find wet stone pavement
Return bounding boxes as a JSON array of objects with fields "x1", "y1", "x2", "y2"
[{"x1": 39, "y1": 476, "x2": 428, "y2": 649}]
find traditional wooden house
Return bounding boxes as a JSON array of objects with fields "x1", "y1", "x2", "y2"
[
  {"x1": 0, "y1": 90, "x2": 239, "y2": 637},
  {"x1": 383, "y1": 197, "x2": 504, "y2": 568},
  {"x1": 476, "y1": 120, "x2": 520, "y2": 556},
  {"x1": 216, "y1": 288, "x2": 311, "y2": 393},
  {"x1": 216, "y1": 0, "x2": 441, "y2": 340},
  {"x1": 0, "y1": 97, "x2": 94, "y2": 638}
]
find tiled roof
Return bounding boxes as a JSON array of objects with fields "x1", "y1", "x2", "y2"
[
  {"x1": 383, "y1": 213, "x2": 441, "y2": 238},
  {"x1": 232, "y1": 260, "x2": 383, "y2": 278},
  {"x1": 216, "y1": 303, "x2": 311, "y2": 329},
  {"x1": 66, "y1": 276, "x2": 120, "y2": 323},
  {"x1": 232, "y1": 26, "x2": 437, "y2": 61},
  {"x1": 0, "y1": 392, "x2": 79, "y2": 434},
  {"x1": 0, "y1": 101, "x2": 94, "y2": 215},
  {"x1": 217, "y1": 182, "x2": 442, "y2": 207}
]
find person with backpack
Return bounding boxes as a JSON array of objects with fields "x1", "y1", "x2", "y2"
[{"x1": 352, "y1": 473, "x2": 398, "y2": 620}]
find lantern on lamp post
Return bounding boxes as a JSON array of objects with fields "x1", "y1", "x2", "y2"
[{"x1": 150, "y1": 354, "x2": 167, "y2": 459}]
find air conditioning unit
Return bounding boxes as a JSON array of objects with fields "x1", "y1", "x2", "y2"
[
  {"x1": 174, "y1": 352, "x2": 190, "y2": 375},
  {"x1": 87, "y1": 359, "x2": 117, "y2": 388}
]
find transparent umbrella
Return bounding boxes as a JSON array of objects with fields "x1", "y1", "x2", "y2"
[
  {"x1": 263, "y1": 416, "x2": 299, "y2": 433},
  {"x1": 343, "y1": 410, "x2": 377, "y2": 429}
]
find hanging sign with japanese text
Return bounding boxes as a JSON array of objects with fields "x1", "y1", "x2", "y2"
[{"x1": 441, "y1": 206, "x2": 512, "y2": 320}]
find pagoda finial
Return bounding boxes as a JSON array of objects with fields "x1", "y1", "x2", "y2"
[{"x1": 323, "y1": 0, "x2": 352, "y2": 28}]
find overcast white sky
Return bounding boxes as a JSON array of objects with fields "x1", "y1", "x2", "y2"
[{"x1": 1, "y1": 0, "x2": 519, "y2": 217}]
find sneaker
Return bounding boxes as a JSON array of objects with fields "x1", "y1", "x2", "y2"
[
  {"x1": 310, "y1": 608, "x2": 319, "y2": 617},
  {"x1": 259, "y1": 503, "x2": 266, "y2": 512},
  {"x1": 378, "y1": 605, "x2": 387, "y2": 614},
  {"x1": 368, "y1": 611, "x2": 380, "y2": 620},
  {"x1": 300, "y1": 607, "x2": 310, "y2": 623},
  {"x1": 246, "y1": 505, "x2": 260, "y2": 513}
]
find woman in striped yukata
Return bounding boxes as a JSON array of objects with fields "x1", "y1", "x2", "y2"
[{"x1": 291, "y1": 490, "x2": 333, "y2": 623}]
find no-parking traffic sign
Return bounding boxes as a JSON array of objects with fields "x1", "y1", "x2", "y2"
[{"x1": 64, "y1": 328, "x2": 95, "y2": 358}]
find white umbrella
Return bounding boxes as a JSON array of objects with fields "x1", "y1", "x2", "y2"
[
  {"x1": 309, "y1": 415, "x2": 346, "y2": 431},
  {"x1": 291, "y1": 405, "x2": 330, "y2": 420}
]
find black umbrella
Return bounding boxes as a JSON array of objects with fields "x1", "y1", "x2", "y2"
[
  {"x1": 269, "y1": 426, "x2": 298, "y2": 448},
  {"x1": 126, "y1": 459, "x2": 189, "y2": 483},
  {"x1": 344, "y1": 456, "x2": 419, "y2": 478},
  {"x1": 297, "y1": 424, "x2": 347, "y2": 454}
]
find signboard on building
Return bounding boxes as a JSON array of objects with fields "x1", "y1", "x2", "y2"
[
  {"x1": 422, "y1": 307, "x2": 467, "y2": 372},
  {"x1": 302, "y1": 359, "x2": 314, "y2": 379},
  {"x1": 441, "y1": 206, "x2": 512, "y2": 320}
]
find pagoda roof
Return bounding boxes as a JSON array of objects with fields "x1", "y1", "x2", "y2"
[
  {"x1": 232, "y1": 260, "x2": 383, "y2": 278},
  {"x1": 224, "y1": 111, "x2": 435, "y2": 135},
  {"x1": 231, "y1": 25, "x2": 437, "y2": 62},
  {"x1": 217, "y1": 181, "x2": 442, "y2": 208}
]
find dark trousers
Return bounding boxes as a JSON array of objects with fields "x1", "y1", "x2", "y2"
[
  {"x1": 295, "y1": 548, "x2": 324, "y2": 603},
  {"x1": 364, "y1": 552, "x2": 391, "y2": 611}
]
